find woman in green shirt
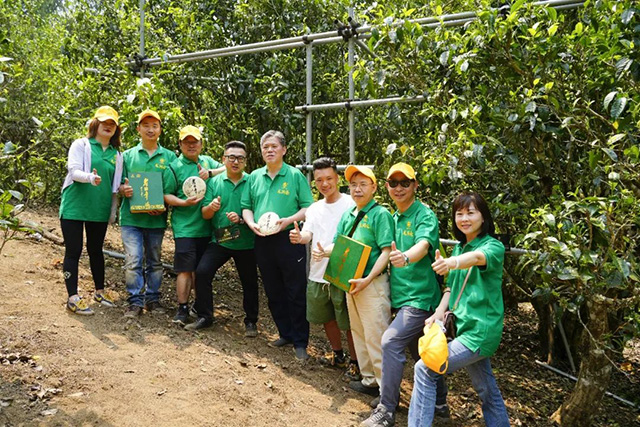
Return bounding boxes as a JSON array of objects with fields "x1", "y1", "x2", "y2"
[
  {"x1": 59, "y1": 106, "x2": 123, "y2": 315},
  {"x1": 408, "y1": 192, "x2": 510, "y2": 427}
]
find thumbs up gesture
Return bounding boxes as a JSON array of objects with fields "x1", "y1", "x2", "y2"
[
  {"x1": 312, "y1": 241, "x2": 326, "y2": 262},
  {"x1": 209, "y1": 195, "x2": 221, "y2": 212},
  {"x1": 389, "y1": 240, "x2": 407, "y2": 268},
  {"x1": 289, "y1": 221, "x2": 302, "y2": 244},
  {"x1": 431, "y1": 249, "x2": 451, "y2": 276},
  {"x1": 198, "y1": 164, "x2": 210, "y2": 181},
  {"x1": 120, "y1": 177, "x2": 133, "y2": 198},
  {"x1": 91, "y1": 168, "x2": 102, "y2": 186}
]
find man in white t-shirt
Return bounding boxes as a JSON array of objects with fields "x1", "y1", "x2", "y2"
[{"x1": 290, "y1": 157, "x2": 359, "y2": 379}]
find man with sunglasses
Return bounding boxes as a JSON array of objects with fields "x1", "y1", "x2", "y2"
[
  {"x1": 361, "y1": 163, "x2": 448, "y2": 427},
  {"x1": 185, "y1": 140, "x2": 259, "y2": 335}
]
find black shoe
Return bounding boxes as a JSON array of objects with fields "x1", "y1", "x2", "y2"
[
  {"x1": 145, "y1": 301, "x2": 165, "y2": 314},
  {"x1": 184, "y1": 317, "x2": 213, "y2": 331},
  {"x1": 245, "y1": 322, "x2": 258, "y2": 338},
  {"x1": 172, "y1": 306, "x2": 189, "y2": 326},
  {"x1": 349, "y1": 380, "x2": 379, "y2": 397},
  {"x1": 434, "y1": 404, "x2": 450, "y2": 419},
  {"x1": 294, "y1": 347, "x2": 310, "y2": 361},
  {"x1": 124, "y1": 305, "x2": 142, "y2": 318},
  {"x1": 268, "y1": 337, "x2": 293, "y2": 348}
]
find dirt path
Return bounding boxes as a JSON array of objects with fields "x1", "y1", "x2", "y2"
[{"x1": 1, "y1": 209, "x2": 638, "y2": 426}]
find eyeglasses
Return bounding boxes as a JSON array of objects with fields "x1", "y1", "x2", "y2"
[
  {"x1": 387, "y1": 179, "x2": 414, "y2": 188},
  {"x1": 349, "y1": 182, "x2": 372, "y2": 190},
  {"x1": 224, "y1": 155, "x2": 246, "y2": 163}
]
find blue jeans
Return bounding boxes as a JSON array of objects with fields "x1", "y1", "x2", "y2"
[
  {"x1": 121, "y1": 226, "x2": 165, "y2": 307},
  {"x1": 408, "y1": 339, "x2": 510, "y2": 427},
  {"x1": 380, "y1": 306, "x2": 447, "y2": 412}
]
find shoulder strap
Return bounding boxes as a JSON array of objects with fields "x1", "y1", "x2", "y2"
[
  {"x1": 452, "y1": 266, "x2": 473, "y2": 311},
  {"x1": 347, "y1": 202, "x2": 377, "y2": 238}
]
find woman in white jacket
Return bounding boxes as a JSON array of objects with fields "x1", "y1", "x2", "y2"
[{"x1": 59, "y1": 106, "x2": 123, "y2": 315}]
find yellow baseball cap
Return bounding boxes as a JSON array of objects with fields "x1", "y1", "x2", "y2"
[
  {"x1": 418, "y1": 322, "x2": 449, "y2": 375},
  {"x1": 179, "y1": 125, "x2": 202, "y2": 142},
  {"x1": 345, "y1": 165, "x2": 376, "y2": 183},
  {"x1": 137, "y1": 109, "x2": 161, "y2": 124},
  {"x1": 93, "y1": 106, "x2": 119, "y2": 125},
  {"x1": 387, "y1": 162, "x2": 416, "y2": 180}
]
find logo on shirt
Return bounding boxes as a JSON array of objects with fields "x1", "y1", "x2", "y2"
[
  {"x1": 277, "y1": 182, "x2": 290, "y2": 196},
  {"x1": 109, "y1": 154, "x2": 117, "y2": 165},
  {"x1": 160, "y1": 158, "x2": 166, "y2": 164},
  {"x1": 359, "y1": 215, "x2": 371, "y2": 229}
]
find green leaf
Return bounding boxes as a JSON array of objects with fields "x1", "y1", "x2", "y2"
[
  {"x1": 621, "y1": 9, "x2": 635, "y2": 25},
  {"x1": 607, "y1": 134, "x2": 626, "y2": 144},
  {"x1": 8, "y1": 190, "x2": 23, "y2": 201},
  {"x1": 573, "y1": 22, "x2": 583, "y2": 36},
  {"x1": 439, "y1": 51, "x2": 449, "y2": 66},
  {"x1": 610, "y1": 97, "x2": 627, "y2": 119},
  {"x1": 603, "y1": 91, "x2": 617, "y2": 110},
  {"x1": 601, "y1": 147, "x2": 618, "y2": 162},
  {"x1": 543, "y1": 213, "x2": 556, "y2": 227},
  {"x1": 525, "y1": 101, "x2": 536, "y2": 113}
]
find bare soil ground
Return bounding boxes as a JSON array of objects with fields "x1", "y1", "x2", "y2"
[{"x1": 1, "y1": 208, "x2": 639, "y2": 426}]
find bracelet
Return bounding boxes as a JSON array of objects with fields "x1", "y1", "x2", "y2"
[
  {"x1": 443, "y1": 287, "x2": 451, "y2": 293},
  {"x1": 403, "y1": 253, "x2": 410, "y2": 267},
  {"x1": 454, "y1": 257, "x2": 460, "y2": 270}
]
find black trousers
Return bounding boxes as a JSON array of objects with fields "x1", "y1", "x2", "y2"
[
  {"x1": 60, "y1": 218, "x2": 108, "y2": 297},
  {"x1": 194, "y1": 243, "x2": 259, "y2": 324},
  {"x1": 254, "y1": 231, "x2": 309, "y2": 348}
]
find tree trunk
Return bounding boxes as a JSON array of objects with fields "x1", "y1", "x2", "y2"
[
  {"x1": 551, "y1": 298, "x2": 612, "y2": 426},
  {"x1": 531, "y1": 298, "x2": 553, "y2": 361}
]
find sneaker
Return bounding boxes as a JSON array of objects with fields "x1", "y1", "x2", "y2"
[
  {"x1": 320, "y1": 351, "x2": 348, "y2": 368},
  {"x1": 124, "y1": 305, "x2": 142, "y2": 318},
  {"x1": 145, "y1": 301, "x2": 165, "y2": 314},
  {"x1": 361, "y1": 405, "x2": 395, "y2": 427},
  {"x1": 172, "y1": 306, "x2": 189, "y2": 326},
  {"x1": 66, "y1": 297, "x2": 94, "y2": 316},
  {"x1": 244, "y1": 322, "x2": 258, "y2": 338},
  {"x1": 189, "y1": 303, "x2": 198, "y2": 319},
  {"x1": 184, "y1": 317, "x2": 213, "y2": 331},
  {"x1": 349, "y1": 380, "x2": 379, "y2": 397},
  {"x1": 434, "y1": 403, "x2": 451, "y2": 419},
  {"x1": 344, "y1": 361, "x2": 362, "y2": 382},
  {"x1": 294, "y1": 347, "x2": 310, "y2": 361},
  {"x1": 268, "y1": 337, "x2": 293, "y2": 348},
  {"x1": 94, "y1": 291, "x2": 116, "y2": 307}
]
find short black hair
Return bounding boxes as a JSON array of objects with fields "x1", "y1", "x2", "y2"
[
  {"x1": 225, "y1": 140, "x2": 247, "y2": 151},
  {"x1": 312, "y1": 157, "x2": 337, "y2": 173},
  {"x1": 451, "y1": 191, "x2": 496, "y2": 243}
]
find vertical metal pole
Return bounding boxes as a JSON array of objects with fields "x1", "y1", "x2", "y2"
[
  {"x1": 347, "y1": 6, "x2": 356, "y2": 164},
  {"x1": 139, "y1": 0, "x2": 145, "y2": 78},
  {"x1": 305, "y1": 42, "x2": 313, "y2": 180}
]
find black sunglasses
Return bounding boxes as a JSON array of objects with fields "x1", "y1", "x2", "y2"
[{"x1": 387, "y1": 179, "x2": 414, "y2": 188}]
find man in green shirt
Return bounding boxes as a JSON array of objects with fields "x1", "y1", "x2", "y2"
[
  {"x1": 163, "y1": 125, "x2": 224, "y2": 325},
  {"x1": 118, "y1": 109, "x2": 176, "y2": 317},
  {"x1": 361, "y1": 162, "x2": 448, "y2": 427},
  {"x1": 313, "y1": 165, "x2": 394, "y2": 397},
  {"x1": 185, "y1": 141, "x2": 259, "y2": 335},
  {"x1": 241, "y1": 130, "x2": 314, "y2": 360}
]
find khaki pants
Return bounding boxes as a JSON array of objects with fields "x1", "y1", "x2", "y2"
[{"x1": 346, "y1": 273, "x2": 391, "y2": 387}]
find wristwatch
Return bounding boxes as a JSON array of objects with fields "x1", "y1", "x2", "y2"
[
  {"x1": 208, "y1": 169, "x2": 214, "y2": 178},
  {"x1": 402, "y1": 253, "x2": 410, "y2": 267}
]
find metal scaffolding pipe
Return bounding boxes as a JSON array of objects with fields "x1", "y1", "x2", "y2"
[
  {"x1": 142, "y1": 35, "x2": 369, "y2": 66},
  {"x1": 348, "y1": 6, "x2": 356, "y2": 164},
  {"x1": 295, "y1": 95, "x2": 427, "y2": 112},
  {"x1": 305, "y1": 42, "x2": 313, "y2": 180},
  {"x1": 138, "y1": 0, "x2": 145, "y2": 78}
]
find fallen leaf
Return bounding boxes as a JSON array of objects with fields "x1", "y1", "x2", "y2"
[
  {"x1": 40, "y1": 408, "x2": 58, "y2": 416},
  {"x1": 157, "y1": 389, "x2": 167, "y2": 396},
  {"x1": 68, "y1": 392, "x2": 84, "y2": 398}
]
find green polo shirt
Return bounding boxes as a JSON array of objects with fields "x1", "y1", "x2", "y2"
[
  {"x1": 335, "y1": 199, "x2": 394, "y2": 277},
  {"x1": 390, "y1": 200, "x2": 441, "y2": 312},
  {"x1": 119, "y1": 142, "x2": 177, "y2": 229},
  {"x1": 449, "y1": 233, "x2": 505, "y2": 357},
  {"x1": 240, "y1": 162, "x2": 313, "y2": 230},
  {"x1": 163, "y1": 155, "x2": 222, "y2": 239},
  {"x1": 60, "y1": 138, "x2": 118, "y2": 222},
  {"x1": 204, "y1": 171, "x2": 254, "y2": 250}
]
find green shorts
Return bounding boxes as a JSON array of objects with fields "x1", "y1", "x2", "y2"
[{"x1": 306, "y1": 280, "x2": 350, "y2": 330}]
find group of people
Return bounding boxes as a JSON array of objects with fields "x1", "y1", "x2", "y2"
[{"x1": 59, "y1": 106, "x2": 510, "y2": 427}]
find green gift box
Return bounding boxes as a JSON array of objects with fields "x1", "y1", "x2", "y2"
[
  {"x1": 129, "y1": 171, "x2": 166, "y2": 213},
  {"x1": 324, "y1": 234, "x2": 371, "y2": 292}
]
